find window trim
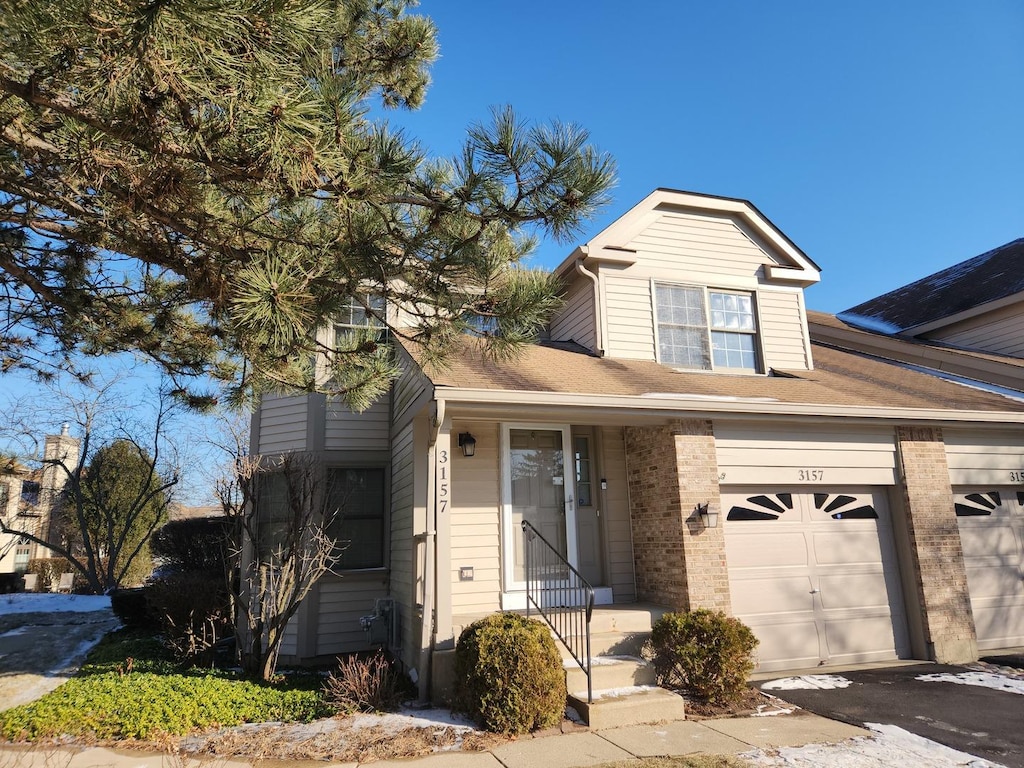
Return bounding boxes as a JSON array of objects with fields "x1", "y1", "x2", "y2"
[{"x1": 652, "y1": 280, "x2": 764, "y2": 374}]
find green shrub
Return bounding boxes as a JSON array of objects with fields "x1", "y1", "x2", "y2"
[
  {"x1": 0, "y1": 627, "x2": 329, "y2": 741},
  {"x1": 453, "y1": 612, "x2": 565, "y2": 734},
  {"x1": 146, "y1": 571, "x2": 232, "y2": 663},
  {"x1": 109, "y1": 587, "x2": 155, "y2": 629},
  {"x1": 648, "y1": 610, "x2": 758, "y2": 705},
  {"x1": 323, "y1": 651, "x2": 412, "y2": 713}
]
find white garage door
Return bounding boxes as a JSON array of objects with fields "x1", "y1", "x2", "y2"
[
  {"x1": 955, "y1": 490, "x2": 1024, "y2": 650},
  {"x1": 723, "y1": 488, "x2": 911, "y2": 672}
]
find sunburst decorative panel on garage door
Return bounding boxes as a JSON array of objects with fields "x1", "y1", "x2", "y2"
[{"x1": 723, "y1": 488, "x2": 910, "y2": 672}]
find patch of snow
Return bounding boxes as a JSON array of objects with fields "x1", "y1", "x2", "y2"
[
  {"x1": 761, "y1": 675, "x2": 853, "y2": 691},
  {"x1": 916, "y1": 671, "x2": 1024, "y2": 696},
  {"x1": 571, "y1": 684, "x2": 657, "y2": 700},
  {"x1": 835, "y1": 311, "x2": 903, "y2": 335},
  {"x1": 744, "y1": 722, "x2": 1005, "y2": 767},
  {"x1": 889, "y1": 362, "x2": 1024, "y2": 403},
  {"x1": 752, "y1": 704, "x2": 795, "y2": 717},
  {"x1": 345, "y1": 706, "x2": 477, "y2": 732},
  {"x1": 0, "y1": 626, "x2": 30, "y2": 638},
  {"x1": 0, "y1": 593, "x2": 112, "y2": 614}
]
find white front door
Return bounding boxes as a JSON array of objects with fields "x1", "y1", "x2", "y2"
[{"x1": 501, "y1": 424, "x2": 577, "y2": 603}]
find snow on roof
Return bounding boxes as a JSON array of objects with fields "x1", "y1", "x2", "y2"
[{"x1": 842, "y1": 238, "x2": 1024, "y2": 334}]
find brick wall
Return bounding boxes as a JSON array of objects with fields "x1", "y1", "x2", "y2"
[
  {"x1": 624, "y1": 419, "x2": 731, "y2": 613},
  {"x1": 896, "y1": 425, "x2": 977, "y2": 664}
]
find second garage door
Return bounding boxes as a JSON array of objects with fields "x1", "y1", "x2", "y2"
[
  {"x1": 723, "y1": 488, "x2": 911, "y2": 672},
  {"x1": 955, "y1": 489, "x2": 1024, "y2": 650}
]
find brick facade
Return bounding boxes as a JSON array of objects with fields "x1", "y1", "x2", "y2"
[
  {"x1": 624, "y1": 419, "x2": 731, "y2": 613},
  {"x1": 896, "y1": 425, "x2": 977, "y2": 664}
]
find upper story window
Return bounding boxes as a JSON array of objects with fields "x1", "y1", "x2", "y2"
[
  {"x1": 20, "y1": 480, "x2": 40, "y2": 505},
  {"x1": 334, "y1": 294, "x2": 385, "y2": 343},
  {"x1": 655, "y1": 283, "x2": 760, "y2": 372}
]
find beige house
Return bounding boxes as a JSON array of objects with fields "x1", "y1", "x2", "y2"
[
  {"x1": 252, "y1": 190, "x2": 1024, "y2": 714},
  {"x1": 0, "y1": 427, "x2": 80, "y2": 575}
]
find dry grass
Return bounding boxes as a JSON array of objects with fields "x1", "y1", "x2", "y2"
[
  {"x1": 593, "y1": 757, "x2": 754, "y2": 768},
  {"x1": 183, "y1": 722, "x2": 508, "y2": 763}
]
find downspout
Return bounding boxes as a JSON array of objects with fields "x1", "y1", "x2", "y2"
[
  {"x1": 575, "y1": 258, "x2": 605, "y2": 357},
  {"x1": 417, "y1": 397, "x2": 444, "y2": 703}
]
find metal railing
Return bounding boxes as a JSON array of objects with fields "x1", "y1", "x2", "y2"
[{"x1": 521, "y1": 520, "x2": 595, "y2": 703}]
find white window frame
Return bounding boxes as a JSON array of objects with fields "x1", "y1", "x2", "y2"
[{"x1": 652, "y1": 281, "x2": 762, "y2": 373}]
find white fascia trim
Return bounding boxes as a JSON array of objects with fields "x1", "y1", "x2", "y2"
[{"x1": 433, "y1": 386, "x2": 1024, "y2": 425}]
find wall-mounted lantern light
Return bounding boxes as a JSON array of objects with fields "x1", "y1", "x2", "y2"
[
  {"x1": 458, "y1": 432, "x2": 477, "y2": 458},
  {"x1": 697, "y1": 502, "x2": 718, "y2": 529}
]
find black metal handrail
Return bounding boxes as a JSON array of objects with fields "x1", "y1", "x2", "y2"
[{"x1": 521, "y1": 520, "x2": 595, "y2": 704}]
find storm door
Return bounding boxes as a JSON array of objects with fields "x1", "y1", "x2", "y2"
[{"x1": 502, "y1": 424, "x2": 578, "y2": 596}]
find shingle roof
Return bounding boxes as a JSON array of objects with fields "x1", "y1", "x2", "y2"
[
  {"x1": 403, "y1": 337, "x2": 1024, "y2": 414},
  {"x1": 840, "y1": 238, "x2": 1024, "y2": 334}
]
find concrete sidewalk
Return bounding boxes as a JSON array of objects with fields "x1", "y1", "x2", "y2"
[{"x1": 0, "y1": 713, "x2": 866, "y2": 768}]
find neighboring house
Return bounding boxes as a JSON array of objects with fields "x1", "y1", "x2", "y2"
[
  {"x1": 839, "y1": 238, "x2": 1024, "y2": 359},
  {"x1": 251, "y1": 189, "x2": 1024, "y2": 702},
  {"x1": 0, "y1": 426, "x2": 80, "y2": 574}
]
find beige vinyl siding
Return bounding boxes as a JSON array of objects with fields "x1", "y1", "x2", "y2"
[
  {"x1": 600, "y1": 426, "x2": 636, "y2": 601},
  {"x1": 624, "y1": 211, "x2": 773, "y2": 282},
  {"x1": 550, "y1": 278, "x2": 597, "y2": 351},
  {"x1": 602, "y1": 274, "x2": 655, "y2": 360},
  {"x1": 715, "y1": 423, "x2": 897, "y2": 486},
  {"x1": 258, "y1": 394, "x2": 308, "y2": 453},
  {"x1": 389, "y1": 422, "x2": 416, "y2": 665},
  {"x1": 450, "y1": 421, "x2": 502, "y2": 614},
  {"x1": 279, "y1": 614, "x2": 299, "y2": 657},
  {"x1": 392, "y1": 359, "x2": 429, "y2": 427},
  {"x1": 926, "y1": 302, "x2": 1024, "y2": 357},
  {"x1": 758, "y1": 289, "x2": 812, "y2": 371},
  {"x1": 315, "y1": 572, "x2": 388, "y2": 655},
  {"x1": 944, "y1": 429, "x2": 1024, "y2": 485},
  {"x1": 325, "y1": 395, "x2": 390, "y2": 451}
]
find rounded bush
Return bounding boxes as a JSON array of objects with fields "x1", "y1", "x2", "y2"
[
  {"x1": 453, "y1": 612, "x2": 565, "y2": 734},
  {"x1": 648, "y1": 609, "x2": 758, "y2": 705}
]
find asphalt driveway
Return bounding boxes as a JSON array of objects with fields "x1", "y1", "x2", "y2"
[{"x1": 756, "y1": 661, "x2": 1024, "y2": 767}]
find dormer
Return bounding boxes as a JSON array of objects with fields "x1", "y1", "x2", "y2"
[{"x1": 550, "y1": 189, "x2": 821, "y2": 373}]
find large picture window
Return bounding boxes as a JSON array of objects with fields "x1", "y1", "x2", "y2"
[
  {"x1": 326, "y1": 467, "x2": 386, "y2": 570},
  {"x1": 655, "y1": 283, "x2": 760, "y2": 372}
]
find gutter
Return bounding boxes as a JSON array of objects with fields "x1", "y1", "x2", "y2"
[
  {"x1": 575, "y1": 257, "x2": 605, "y2": 356},
  {"x1": 431, "y1": 387, "x2": 1024, "y2": 426},
  {"x1": 416, "y1": 396, "x2": 444, "y2": 704}
]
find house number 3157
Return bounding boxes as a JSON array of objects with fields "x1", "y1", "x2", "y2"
[
  {"x1": 438, "y1": 449, "x2": 450, "y2": 513},
  {"x1": 798, "y1": 469, "x2": 824, "y2": 481}
]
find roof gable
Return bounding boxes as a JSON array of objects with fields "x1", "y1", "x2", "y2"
[
  {"x1": 840, "y1": 238, "x2": 1024, "y2": 335},
  {"x1": 554, "y1": 188, "x2": 821, "y2": 287}
]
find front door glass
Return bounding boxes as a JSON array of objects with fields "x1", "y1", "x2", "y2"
[{"x1": 510, "y1": 428, "x2": 568, "y2": 582}]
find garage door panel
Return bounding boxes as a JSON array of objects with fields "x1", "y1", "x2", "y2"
[
  {"x1": 964, "y1": 565, "x2": 1024, "y2": 598},
  {"x1": 973, "y1": 605, "x2": 1024, "y2": 648},
  {"x1": 725, "y1": 530, "x2": 808, "y2": 568},
  {"x1": 957, "y1": 524, "x2": 1017, "y2": 558},
  {"x1": 812, "y1": 530, "x2": 886, "y2": 565},
  {"x1": 817, "y1": 573, "x2": 892, "y2": 611},
  {"x1": 743, "y1": 617, "x2": 823, "y2": 673},
  {"x1": 825, "y1": 615, "x2": 904, "y2": 661},
  {"x1": 730, "y1": 576, "x2": 813, "y2": 615}
]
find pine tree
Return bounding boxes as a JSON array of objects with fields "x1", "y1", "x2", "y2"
[{"x1": 0, "y1": 0, "x2": 615, "y2": 408}]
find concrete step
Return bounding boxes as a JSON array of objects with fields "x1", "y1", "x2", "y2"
[
  {"x1": 557, "y1": 630, "x2": 650, "y2": 659},
  {"x1": 587, "y1": 604, "x2": 669, "y2": 634},
  {"x1": 564, "y1": 655, "x2": 656, "y2": 692},
  {"x1": 567, "y1": 685, "x2": 686, "y2": 729}
]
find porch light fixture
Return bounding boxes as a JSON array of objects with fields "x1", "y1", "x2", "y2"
[
  {"x1": 458, "y1": 432, "x2": 477, "y2": 458},
  {"x1": 697, "y1": 502, "x2": 718, "y2": 529}
]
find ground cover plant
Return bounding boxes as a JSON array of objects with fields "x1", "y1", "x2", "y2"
[{"x1": 0, "y1": 628, "x2": 329, "y2": 741}]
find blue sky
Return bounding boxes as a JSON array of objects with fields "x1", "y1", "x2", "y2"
[{"x1": 389, "y1": 0, "x2": 1024, "y2": 312}]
